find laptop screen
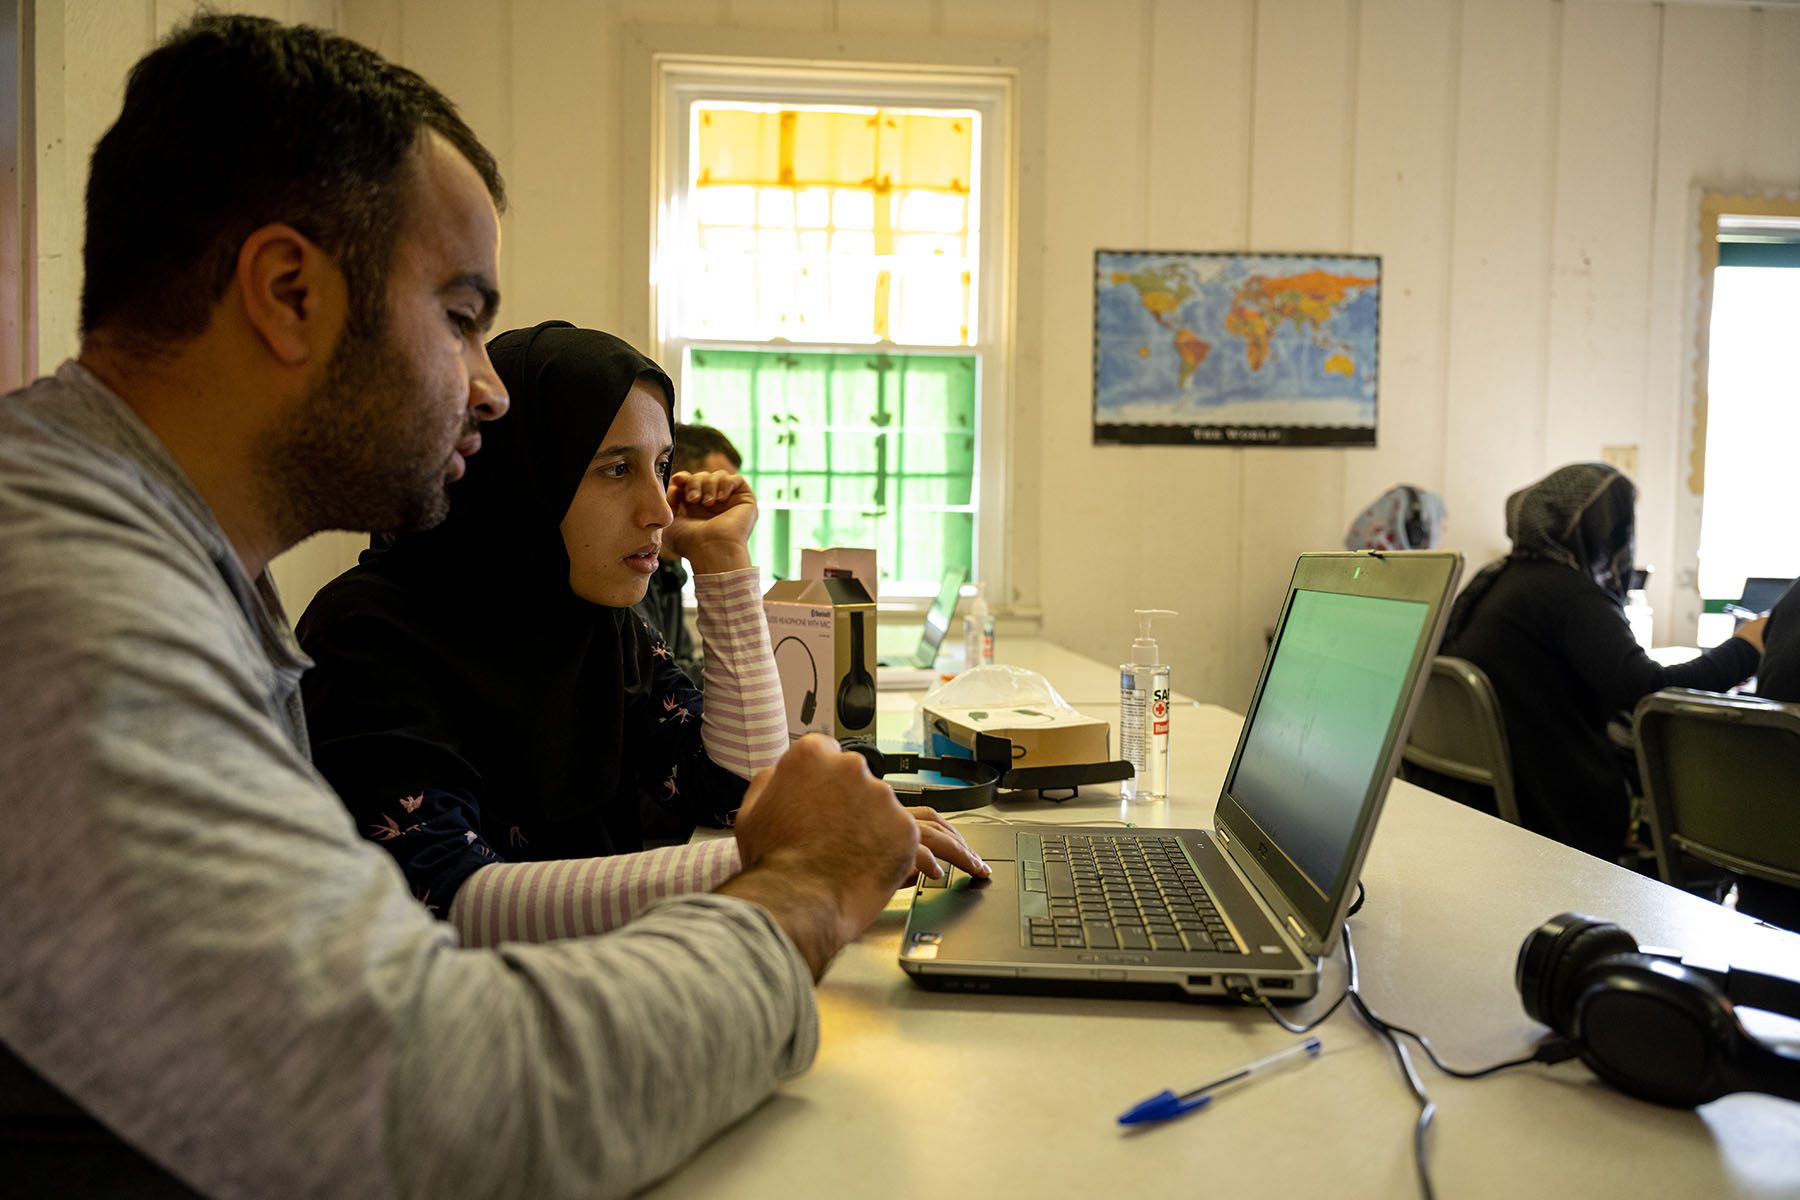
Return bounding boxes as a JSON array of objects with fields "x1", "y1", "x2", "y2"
[
  {"x1": 915, "y1": 567, "x2": 968, "y2": 663},
  {"x1": 1738, "y1": 577, "x2": 1793, "y2": 614},
  {"x1": 1228, "y1": 588, "x2": 1429, "y2": 900}
]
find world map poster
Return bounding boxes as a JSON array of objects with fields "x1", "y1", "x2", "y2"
[{"x1": 1093, "y1": 250, "x2": 1381, "y2": 446}]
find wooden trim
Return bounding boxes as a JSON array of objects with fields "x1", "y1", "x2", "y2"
[{"x1": 1688, "y1": 191, "x2": 1800, "y2": 498}]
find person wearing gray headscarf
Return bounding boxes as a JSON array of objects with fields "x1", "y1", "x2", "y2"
[
  {"x1": 1343, "y1": 484, "x2": 1446, "y2": 552},
  {"x1": 1433, "y1": 463, "x2": 1765, "y2": 861}
]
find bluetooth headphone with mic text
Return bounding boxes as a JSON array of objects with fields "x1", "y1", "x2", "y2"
[{"x1": 1515, "y1": 911, "x2": 1800, "y2": 1107}]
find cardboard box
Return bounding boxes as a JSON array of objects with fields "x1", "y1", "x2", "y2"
[
  {"x1": 764, "y1": 576, "x2": 877, "y2": 743},
  {"x1": 923, "y1": 703, "x2": 1112, "y2": 769},
  {"x1": 799, "y1": 546, "x2": 878, "y2": 604}
]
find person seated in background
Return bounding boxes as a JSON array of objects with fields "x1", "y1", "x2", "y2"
[
  {"x1": 298, "y1": 322, "x2": 985, "y2": 940},
  {"x1": 1736, "y1": 580, "x2": 1800, "y2": 929},
  {"x1": 1344, "y1": 483, "x2": 1446, "y2": 551},
  {"x1": 0, "y1": 18, "x2": 934, "y2": 1198},
  {"x1": 1433, "y1": 463, "x2": 1765, "y2": 862},
  {"x1": 1754, "y1": 579, "x2": 1800, "y2": 703},
  {"x1": 632, "y1": 421, "x2": 744, "y2": 680}
]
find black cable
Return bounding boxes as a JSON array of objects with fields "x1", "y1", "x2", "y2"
[
  {"x1": 1345, "y1": 920, "x2": 1438, "y2": 1200},
  {"x1": 1233, "y1": 882, "x2": 1567, "y2": 1200},
  {"x1": 1236, "y1": 882, "x2": 1364, "y2": 1034}
]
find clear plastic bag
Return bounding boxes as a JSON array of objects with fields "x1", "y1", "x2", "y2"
[{"x1": 903, "y1": 663, "x2": 1078, "y2": 749}]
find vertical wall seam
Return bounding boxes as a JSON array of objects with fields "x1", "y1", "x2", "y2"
[
  {"x1": 1340, "y1": 0, "x2": 1360, "y2": 518},
  {"x1": 1244, "y1": 0, "x2": 1259, "y2": 249},
  {"x1": 1141, "y1": 0, "x2": 1154, "y2": 237},
  {"x1": 1437, "y1": 0, "x2": 1465, "y2": 492},
  {"x1": 1536, "y1": 0, "x2": 1563, "y2": 470},
  {"x1": 1644, "y1": 1, "x2": 1666, "y2": 502},
  {"x1": 1234, "y1": 0, "x2": 1260, "y2": 701},
  {"x1": 1739, "y1": 9, "x2": 1755, "y2": 187}
]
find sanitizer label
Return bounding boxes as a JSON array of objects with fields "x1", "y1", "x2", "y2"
[
  {"x1": 1120, "y1": 686, "x2": 1147, "y2": 768},
  {"x1": 1152, "y1": 688, "x2": 1169, "y2": 736}
]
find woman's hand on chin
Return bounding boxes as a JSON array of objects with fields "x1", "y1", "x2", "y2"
[{"x1": 665, "y1": 469, "x2": 757, "y2": 574}]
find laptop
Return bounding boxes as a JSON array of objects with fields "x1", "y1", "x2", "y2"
[
  {"x1": 898, "y1": 550, "x2": 1463, "y2": 1001},
  {"x1": 1727, "y1": 576, "x2": 1794, "y2": 620},
  {"x1": 877, "y1": 566, "x2": 968, "y2": 689}
]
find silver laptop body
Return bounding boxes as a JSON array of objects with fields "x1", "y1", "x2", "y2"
[{"x1": 899, "y1": 550, "x2": 1463, "y2": 1002}]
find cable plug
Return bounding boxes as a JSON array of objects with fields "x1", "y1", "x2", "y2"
[
  {"x1": 1533, "y1": 1037, "x2": 1580, "y2": 1066},
  {"x1": 1224, "y1": 973, "x2": 1257, "y2": 1004}
]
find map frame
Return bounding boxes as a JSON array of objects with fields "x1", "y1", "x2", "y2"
[{"x1": 1092, "y1": 248, "x2": 1382, "y2": 448}]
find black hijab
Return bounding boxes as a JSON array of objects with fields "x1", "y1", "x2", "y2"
[
  {"x1": 1444, "y1": 462, "x2": 1637, "y2": 643},
  {"x1": 297, "y1": 322, "x2": 677, "y2": 852}
]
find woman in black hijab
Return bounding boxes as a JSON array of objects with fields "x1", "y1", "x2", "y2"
[
  {"x1": 298, "y1": 322, "x2": 982, "y2": 943},
  {"x1": 1435, "y1": 462, "x2": 1765, "y2": 861}
]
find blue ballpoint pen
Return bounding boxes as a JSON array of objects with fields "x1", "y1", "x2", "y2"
[{"x1": 1117, "y1": 1037, "x2": 1323, "y2": 1126}]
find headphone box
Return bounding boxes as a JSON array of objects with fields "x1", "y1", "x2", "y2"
[
  {"x1": 923, "y1": 703, "x2": 1112, "y2": 769},
  {"x1": 764, "y1": 576, "x2": 878, "y2": 743}
]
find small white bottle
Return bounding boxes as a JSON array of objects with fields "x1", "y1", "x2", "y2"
[
  {"x1": 1624, "y1": 586, "x2": 1654, "y2": 651},
  {"x1": 1120, "y1": 609, "x2": 1178, "y2": 802},
  {"x1": 962, "y1": 583, "x2": 995, "y2": 666}
]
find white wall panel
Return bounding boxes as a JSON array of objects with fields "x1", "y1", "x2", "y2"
[
  {"x1": 942, "y1": 0, "x2": 1046, "y2": 39},
  {"x1": 505, "y1": 0, "x2": 619, "y2": 331},
  {"x1": 1036, "y1": 0, "x2": 1150, "y2": 678},
  {"x1": 833, "y1": 0, "x2": 934, "y2": 36},
  {"x1": 1541, "y1": 3, "x2": 1658, "y2": 473},
  {"x1": 620, "y1": 0, "x2": 722, "y2": 25},
  {"x1": 1342, "y1": 0, "x2": 1455, "y2": 553},
  {"x1": 723, "y1": 0, "x2": 831, "y2": 32},
  {"x1": 1440, "y1": 0, "x2": 1557, "y2": 576},
  {"x1": 1747, "y1": 9, "x2": 1800, "y2": 187}
]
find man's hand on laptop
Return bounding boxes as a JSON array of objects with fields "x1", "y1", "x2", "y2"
[
  {"x1": 720, "y1": 735, "x2": 921, "y2": 979},
  {"x1": 904, "y1": 806, "x2": 990, "y2": 881}
]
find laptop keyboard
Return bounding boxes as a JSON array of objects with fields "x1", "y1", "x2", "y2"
[{"x1": 1020, "y1": 832, "x2": 1239, "y2": 954}]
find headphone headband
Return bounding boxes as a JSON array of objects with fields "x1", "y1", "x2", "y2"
[{"x1": 844, "y1": 744, "x2": 1002, "y2": 812}]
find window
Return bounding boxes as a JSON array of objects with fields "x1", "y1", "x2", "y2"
[
  {"x1": 654, "y1": 61, "x2": 1011, "y2": 598},
  {"x1": 1691, "y1": 203, "x2": 1800, "y2": 644}
]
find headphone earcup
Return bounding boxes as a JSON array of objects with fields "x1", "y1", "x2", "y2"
[
  {"x1": 1518, "y1": 912, "x2": 1638, "y2": 1035},
  {"x1": 836, "y1": 672, "x2": 875, "y2": 731},
  {"x1": 1570, "y1": 959, "x2": 1736, "y2": 1108}
]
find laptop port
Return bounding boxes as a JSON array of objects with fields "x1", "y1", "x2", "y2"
[
  {"x1": 1257, "y1": 976, "x2": 1295, "y2": 991},
  {"x1": 1185, "y1": 975, "x2": 1213, "y2": 988}
]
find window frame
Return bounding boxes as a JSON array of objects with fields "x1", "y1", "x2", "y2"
[
  {"x1": 1675, "y1": 191, "x2": 1800, "y2": 641},
  {"x1": 650, "y1": 54, "x2": 1016, "y2": 603}
]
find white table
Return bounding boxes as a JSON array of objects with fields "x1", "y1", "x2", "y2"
[
  {"x1": 659, "y1": 680, "x2": 1800, "y2": 1198},
  {"x1": 885, "y1": 635, "x2": 1199, "y2": 708}
]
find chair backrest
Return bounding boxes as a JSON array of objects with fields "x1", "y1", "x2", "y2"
[
  {"x1": 1632, "y1": 688, "x2": 1800, "y2": 889},
  {"x1": 1400, "y1": 656, "x2": 1521, "y2": 825}
]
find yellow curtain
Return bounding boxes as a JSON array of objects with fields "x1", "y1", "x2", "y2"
[{"x1": 695, "y1": 106, "x2": 972, "y2": 195}]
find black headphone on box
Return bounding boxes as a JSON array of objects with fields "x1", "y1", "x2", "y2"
[
  {"x1": 1515, "y1": 912, "x2": 1800, "y2": 1107},
  {"x1": 843, "y1": 743, "x2": 1003, "y2": 812}
]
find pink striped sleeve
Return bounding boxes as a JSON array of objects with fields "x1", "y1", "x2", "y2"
[
  {"x1": 446, "y1": 838, "x2": 743, "y2": 947},
  {"x1": 691, "y1": 566, "x2": 789, "y2": 778}
]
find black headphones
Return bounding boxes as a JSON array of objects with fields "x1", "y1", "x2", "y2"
[
  {"x1": 772, "y1": 636, "x2": 818, "y2": 725},
  {"x1": 1515, "y1": 912, "x2": 1800, "y2": 1107},
  {"x1": 843, "y1": 743, "x2": 1003, "y2": 812},
  {"x1": 836, "y1": 611, "x2": 876, "y2": 733}
]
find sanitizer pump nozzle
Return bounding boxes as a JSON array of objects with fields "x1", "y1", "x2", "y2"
[{"x1": 1120, "y1": 609, "x2": 1178, "y2": 801}]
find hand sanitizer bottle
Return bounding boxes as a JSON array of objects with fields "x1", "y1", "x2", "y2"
[
  {"x1": 1120, "y1": 609, "x2": 1177, "y2": 801},
  {"x1": 962, "y1": 583, "x2": 995, "y2": 666}
]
